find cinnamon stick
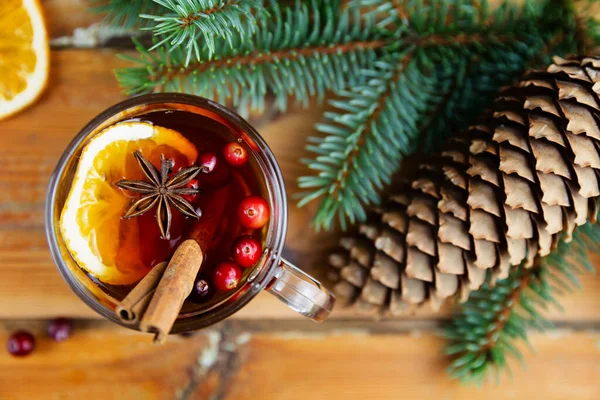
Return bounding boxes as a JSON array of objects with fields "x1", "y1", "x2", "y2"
[
  {"x1": 139, "y1": 239, "x2": 204, "y2": 344},
  {"x1": 124, "y1": 184, "x2": 230, "y2": 342},
  {"x1": 116, "y1": 261, "x2": 168, "y2": 324}
]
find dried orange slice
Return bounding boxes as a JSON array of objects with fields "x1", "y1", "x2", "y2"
[
  {"x1": 60, "y1": 122, "x2": 198, "y2": 285},
  {"x1": 0, "y1": 0, "x2": 49, "y2": 120}
]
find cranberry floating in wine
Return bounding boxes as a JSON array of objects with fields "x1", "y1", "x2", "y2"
[
  {"x1": 213, "y1": 261, "x2": 242, "y2": 290},
  {"x1": 198, "y1": 151, "x2": 218, "y2": 173},
  {"x1": 180, "y1": 178, "x2": 200, "y2": 203},
  {"x1": 188, "y1": 278, "x2": 214, "y2": 303},
  {"x1": 202, "y1": 154, "x2": 231, "y2": 188},
  {"x1": 238, "y1": 196, "x2": 270, "y2": 229},
  {"x1": 233, "y1": 235, "x2": 262, "y2": 268},
  {"x1": 223, "y1": 142, "x2": 248, "y2": 167}
]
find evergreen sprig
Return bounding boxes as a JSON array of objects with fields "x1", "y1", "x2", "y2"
[
  {"x1": 141, "y1": 0, "x2": 267, "y2": 65},
  {"x1": 298, "y1": 50, "x2": 450, "y2": 229},
  {"x1": 94, "y1": 0, "x2": 165, "y2": 28},
  {"x1": 110, "y1": 0, "x2": 600, "y2": 230},
  {"x1": 445, "y1": 222, "x2": 600, "y2": 384},
  {"x1": 298, "y1": 0, "x2": 581, "y2": 230},
  {"x1": 116, "y1": 0, "x2": 387, "y2": 112}
]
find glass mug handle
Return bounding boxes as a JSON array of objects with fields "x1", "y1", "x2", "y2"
[{"x1": 266, "y1": 258, "x2": 336, "y2": 321}]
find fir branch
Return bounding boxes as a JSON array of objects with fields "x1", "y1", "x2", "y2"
[
  {"x1": 141, "y1": 0, "x2": 267, "y2": 65},
  {"x1": 445, "y1": 222, "x2": 599, "y2": 384},
  {"x1": 116, "y1": 0, "x2": 387, "y2": 112},
  {"x1": 298, "y1": 50, "x2": 437, "y2": 229},
  {"x1": 298, "y1": 0, "x2": 582, "y2": 231},
  {"x1": 348, "y1": 0, "x2": 408, "y2": 28},
  {"x1": 93, "y1": 0, "x2": 164, "y2": 28}
]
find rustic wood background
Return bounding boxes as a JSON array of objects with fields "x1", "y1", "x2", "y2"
[{"x1": 0, "y1": 1, "x2": 598, "y2": 399}]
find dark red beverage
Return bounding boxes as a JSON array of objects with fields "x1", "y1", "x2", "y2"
[
  {"x1": 82, "y1": 108, "x2": 270, "y2": 315},
  {"x1": 49, "y1": 94, "x2": 335, "y2": 335}
]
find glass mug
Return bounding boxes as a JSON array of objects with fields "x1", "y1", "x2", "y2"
[{"x1": 45, "y1": 93, "x2": 335, "y2": 333}]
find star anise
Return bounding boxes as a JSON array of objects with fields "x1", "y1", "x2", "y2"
[{"x1": 116, "y1": 151, "x2": 202, "y2": 240}]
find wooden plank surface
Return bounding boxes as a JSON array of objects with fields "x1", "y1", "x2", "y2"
[
  {"x1": 0, "y1": 320, "x2": 598, "y2": 400},
  {"x1": 0, "y1": 321, "x2": 212, "y2": 399},
  {"x1": 1, "y1": 3, "x2": 600, "y2": 399},
  {"x1": 228, "y1": 329, "x2": 600, "y2": 400},
  {"x1": 1, "y1": 49, "x2": 599, "y2": 322},
  {"x1": 44, "y1": 0, "x2": 103, "y2": 39}
]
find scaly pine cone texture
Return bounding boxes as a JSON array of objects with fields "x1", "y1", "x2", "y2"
[{"x1": 329, "y1": 56, "x2": 600, "y2": 314}]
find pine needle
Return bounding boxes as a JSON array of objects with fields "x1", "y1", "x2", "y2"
[
  {"x1": 115, "y1": 0, "x2": 387, "y2": 113},
  {"x1": 93, "y1": 0, "x2": 164, "y2": 28},
  {"x1": 444, "y1": 220, "x2": 599, "y2": 384},
  {"x1": 109, "y1": 0, "x2": 600, "y2": 230},
  {"x1": 141, "y1": 0, "x2": 266, "y2": 64},
  {"x1": 298, "y1": 0, "x2": 583, "y2": 230}
]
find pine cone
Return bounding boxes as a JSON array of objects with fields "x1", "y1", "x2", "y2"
[{"x1": 329, "y1": 56, "x2": 600, "y2": 314}]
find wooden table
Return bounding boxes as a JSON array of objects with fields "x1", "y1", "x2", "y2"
[{"x1": 0, "y1": 1, "x2": 599, "y2": 399}]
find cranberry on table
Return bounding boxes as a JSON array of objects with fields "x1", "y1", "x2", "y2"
[
  {"x1": 198, "y1": 152, "x2": 219, "y2": 173},
  {"x1": 7, "y1": 331, "x2": 35, "y2": 357},
  {"x1": 223, "y1": 142, "x2": 248, "y2": 167},
  {"x1": 188, "y1": 278, "x2": 214, "y2": 303},
  {"x1": 233, "y1": 235, "x2": 262, "y2": 268},
  {"x1": 213, "y1": 261, "x2": 242, "y2": 291},
  {"x1": 48, "y1": 318, "x2": 72, "y2": 342},
  {"x1": 238, "y1": 196, "x2": 270, "y2": 229}
]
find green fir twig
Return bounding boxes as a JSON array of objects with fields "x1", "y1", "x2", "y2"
[
  {"x1": 109, "y1": 0, "x2": 600, "y2": 230},
  {"x1": 141, "y1": 0, "x2": 267, "y2": 65},
  {"x1": 298, "y1": 0, "x2": 583, "y2": 231},
  {"x1": 93, "y1": 0, "x2": 165, "y2": 29},
  {"x1": 116, "y1": 0, "x2": 387, "y2": 112},
  {"x1": 445, "y1": 221, "x2": 600, "y2": 384}
]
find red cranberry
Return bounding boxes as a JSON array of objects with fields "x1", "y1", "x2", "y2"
[
  {"x1": 180, "y1": 178, "x2": 200, "y2": 204},
  {"x1": 201, "y1": 156, "x2": 230, "y2": 188},
  {"x1": 238, "y1": 196, "x2": 270, "y2": 229},
  {"x1": 198, "y1": 152, "x2": 218, "y2": 173},
  {"x1": 213, "y1": 261, "x2": 242, "y2": 290},
  {"x1": 167, "y1": 159, "x2": 201, "y2": 205},
  {"x1": 48, "y1": 318, "x2": 72, "y2": 342},
  {"x1": 188, "y1": 278, "x2": 214, "y2": 303},
  {"x1": 7, "y1": 331, "x2": 35, "y2": 357},
  {"x1": 233, "y1": 236, "x2": 262, "y2": 268},
  {"x1": 223, "y1": 142, "x2": 248, "y2": 167},
  {"x1": 148, "y1": 151, "x2": 190, "y2": 174}
]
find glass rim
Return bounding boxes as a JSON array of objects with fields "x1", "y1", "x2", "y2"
[{"x1": 45, "y1": 93, "x2": 288, "y2": 332}]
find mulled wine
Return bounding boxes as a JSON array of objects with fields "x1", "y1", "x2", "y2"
[
  {"x1": 47, "y1": 94, "x2": 335, "y2": 336},
  {"x1": 58, "y1": 106, "x2": 271, "y2": 316}
]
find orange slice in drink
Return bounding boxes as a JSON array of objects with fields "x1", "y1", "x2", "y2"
[{"x1": 60, "y1": 122, "x2": 198, "y2": 285}]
